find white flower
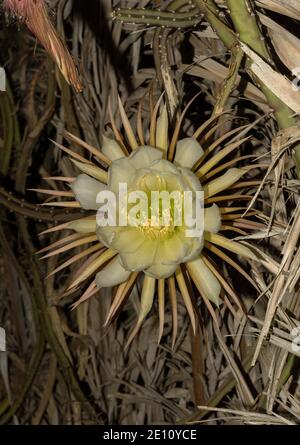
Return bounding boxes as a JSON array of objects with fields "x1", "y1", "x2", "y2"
[
  {"x1": 39, "y1": 100, "x2": 259, "y2": 346},
  {"x1": 97, "y1": 145, "x2": 206, "y2": 279},
  {"x1": 70, "y1": 138, "x2": 251, "y2": 305}
]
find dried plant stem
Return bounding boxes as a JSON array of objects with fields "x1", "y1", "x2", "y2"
[
  {"x1": 226, "y1": 0, "x2": 295, "y2": 129},
  {"x1": 3, "y1": 74, "x2": 100, "y2": 421},
  {"x1": 195, "y1": 0, "x2": 300, "y2": 173},
  {"x1": 17, "y1": 217, "x2": 100, "y2": 423},
  {"x1": 182, "y1": 352, "x2": 253, "y2": 422},
  {"x1": 0, "y1": 88, "x2": 13, "y2": 176},
  {"x1": 0, "y1": 218, "x2": 97, "y2": 423},
  {"x1": 0, "y1": 337, "x2": 45, "y2": 423},
  {"x1": 0, "y1": 188, "x2": 83, "y2": 222},
  {"x1": 213, "y1": 45, "x2": 244, "y2": 115},
  {"x1": 190, "y1": 326, "x2": 206, "y2": 406},
  {"x1": 0, "y1": 336, "x2": 45, "y2": 423},
  {"x1": 0, "y1": 223, "x2": 45, "y2": 424},
  {"x1": 0, "y1": 78, "x2": 20, "y2": 176}
]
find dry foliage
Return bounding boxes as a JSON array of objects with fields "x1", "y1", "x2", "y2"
[{"x1": 0, "y1": 0, "x2": 300, "y2": 425}]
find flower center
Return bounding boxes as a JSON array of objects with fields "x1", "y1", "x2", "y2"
[
  {"x1": 127, "y1": 172, "x2": 184, "y2": 240},
  {"x1": 137, "y1": 220, "x2": 176, "y2": 240}
]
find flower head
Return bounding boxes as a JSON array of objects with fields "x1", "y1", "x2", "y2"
[
  {"x1": 92, "y1": 144, "x2": 207, "y2": 280},
  {"x1": 36, "y1": 99, "x2": 261, "y2": 346}
]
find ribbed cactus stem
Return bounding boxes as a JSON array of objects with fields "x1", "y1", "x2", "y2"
[
  {"x1": 194, "y1": 0, "x2": 300, "y2": 173},
  {"x1": 226, "y1": 0, "x2": 299, "y2": 171},
  {"x1": 213, "y1": 45, "x2": 244, "y2": 115},
  {"x1": 111, "y1": 7, "x2": 202, "y2": 28},
  {"x1": 193, "y1": 0, "x2": 236, "y2": 48},
  {"x1": 169, "y1": 0, "x2": 191, "y2": 10},
  {"x1": 226, "y1": 0, "x2": 270, "y2": 60}
]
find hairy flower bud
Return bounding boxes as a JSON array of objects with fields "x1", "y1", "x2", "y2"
[{"x1": 4, "y1": 0, "x2": 83, "y2": 92}]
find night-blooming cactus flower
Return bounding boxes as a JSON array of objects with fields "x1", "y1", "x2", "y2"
[
  {"x1": 35, "y1": 99, "x2": 260, "y2": 346},
  {"x1": 94, "y1": 145, "x2": 207, "y2": 281}
]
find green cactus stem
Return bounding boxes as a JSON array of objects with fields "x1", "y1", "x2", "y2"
[
  {"x1": 111, "y1": 7, "x2": 202, "y2": 28},
  {"x1": 194, "y1": 0, "x2": 300, "y2": 173}
]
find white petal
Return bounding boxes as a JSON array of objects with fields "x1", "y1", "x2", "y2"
[
  {"x1": 108, "y1": 157, "x2": 136, "y2": 193},
  {"x1": 204, "y1": 204, "x2": 221, "y2": 234},
  {"x1": 144, "y1": 233, "x2": 192, "y2": 279},
  {"x1": 134, "y1": 167, "x2": 184, "y2": 193},
  {"x1": 151, "y1": 159, "x2": 179, "y2": 174},
  {"x1": 102, "y1": 136, "x2": 125, "y2": 161},
  {"x1": 203, "y1": 168, "x2": 245, "y2": 198},
  {"x1": 119, "y1": 239, "x2": 157, "y2": 271},
  {"x1": 187, "y1": 257, "x2": 221, "y2": 305},
  {"x1": 129, "y1": 146, "x2": 162, "y2": 169},
  {"x1": 145, "y1": 262, "x2": 177, "y2": 279},
  {"x1": 95, "y1": 256, "x2": 131, "y2": 288},
  {"x1": 96, "y1": 226, "x2": 118, "y2": 247},
  {"x1": 175, "y1": 138, "x2": 204, "y2": 169},
  {"x1": 179, "y1": 167, "x2": 202, "y2": 192},
  {"x1": 155, "y1": 233, "x2": 189, "y2": 266},
  {"x1": 182, "y1": 237, "x2": 204, "y2": 262},
  {"x1": 131, "y1": 168, "x2": 166, "y2": 191},
  {"x1": 111, "y1": 227, "x2": 146, "y2": 253},
  {"x1": 71, "y1": 174, "x2": 106, "y2": 210}
]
